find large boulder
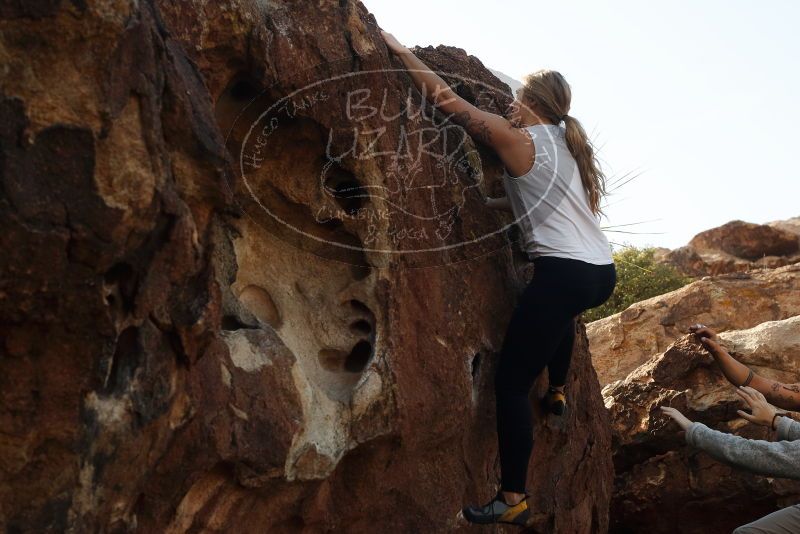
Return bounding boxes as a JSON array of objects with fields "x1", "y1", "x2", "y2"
[
  {"x1": 689, "y1": 220, "x2": 800, "y2": 260},
  {"x1": 657, "y1": 219, "x2": 800, "y2": 277},
  {"x1": 769, "y1": 216, "x2": 800, "y2": 240},
  {"x1": 604, "y1": 316, "x2": 800, "y2": 534},
  {"x1": 588, "y1": 263, "x2": 800, "y2": 386},
  {"x1": 0, "y1": 1, "x2": 611, "y2": 532}
]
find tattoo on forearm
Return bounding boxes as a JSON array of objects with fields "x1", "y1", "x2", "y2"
[
  {"x1": 450, "y1": 111, "x2": 492, "y2": 145},
  {"x1": 762, "y1": 382, "x2": 800, "y2": 409},
  {"x1": 769, "y1": 382, "x2": 800, "y2": 395}
]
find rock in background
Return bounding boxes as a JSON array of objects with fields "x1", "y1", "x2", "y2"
[
  {"x1": 589, "y1": 216, "x2": 800, "y2": 531},
  {"x1": 604, "y1": 317, "x2": 800, "y2": 534},
  {"x1": 0, "y1": 1, "x2": 612, "y2": 532},
  {"x1": 769, "y1": 216, "x2": 800, "y2": 239},
  {"x1": 653, "y1": 219, "x2": 800, "y2": 277},
  {"x1": 588, "y1": 263, "x2": 800, "y2": 386}
]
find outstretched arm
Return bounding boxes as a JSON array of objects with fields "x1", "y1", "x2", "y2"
[
  {"x1": 686, "y1": 421, "x2": 800, "y2": 479},
  {"x1": 689, "y1": 325, "x2": 800, "y2": 411},
  {"x1": 380, "y1": 31, "x2": 522, "y2": 154},
  {"x1": 661, "y1": 405, "x2": 800, "y2": 480}
]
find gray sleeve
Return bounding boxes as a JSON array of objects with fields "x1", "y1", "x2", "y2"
[
  {"x1": 685, "y1": 422, "x2": 800, "y2": 480},
  {"x1": 776, "y1": 416, "x2": 800, "y2": 442}
]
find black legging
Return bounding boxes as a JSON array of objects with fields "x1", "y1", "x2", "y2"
[{"x1": 494, "y1": 255, "x2": 617, "y2": 493}]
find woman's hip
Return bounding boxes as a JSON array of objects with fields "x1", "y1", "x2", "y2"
[
  {"x1": 527, "y1": 255, "x2": 616, "y2": 310},
  {"x1": 531, "y1": 255, "x2": 615, "y2": 284}
]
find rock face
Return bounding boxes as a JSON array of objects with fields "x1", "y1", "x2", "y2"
[
  {"x1": 656, "y1": 219, "x2": 800, "y2": 277},
  {"x1": 690, "y1": 220, "x2": 800, "y2": 260},
  {"x1": 0, "y1": 1, "x2": 612, "y2": 533},
  {"x1": 769, "y1": 216, "x2": 800, "y2": 238},
  {"x1": 604, "y1": 317, "x2": 800, "y2": 534},
  {"x1": 588, "y1": 263, "x2": 800, "y2": 386}
]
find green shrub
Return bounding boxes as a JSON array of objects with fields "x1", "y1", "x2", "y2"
[{"x1": 583, "y1": 246, "x2": 693, "y2": 322}]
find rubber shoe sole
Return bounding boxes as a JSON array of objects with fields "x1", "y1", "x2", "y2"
[{"x1": 459, "y1": 494, "x2": 530, "y2": 526}]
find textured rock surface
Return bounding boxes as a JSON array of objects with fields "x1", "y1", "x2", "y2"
[
  {"x1": 769, "y1": 216, "x2": 800, "y2": 238},
  {"x1": 689, "y1": 220, "x2": 799, "y2": 260},
  {"x1": 0, "y1": 1, "x2": 611, "y2": 532},
  {"x1": 604, "y1": 317, "x2": 800, "y2": 534},
  {"x1": 655, "y1": 219, "x2": 800, "y2": 277},
  {"x1": 588, "y1": 263, "x2": 800, "y2": 386}
]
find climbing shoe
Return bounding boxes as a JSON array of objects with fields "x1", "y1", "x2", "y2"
[
  {"x1": 460, "y1": 491, "x2": 530, "y2": 526},
  {"x1": 543, "y1": 386, "x2": 566, "y2": 416}
]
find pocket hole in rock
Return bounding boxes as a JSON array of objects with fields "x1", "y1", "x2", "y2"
[
  {"x1": 215, "y1": 72, "x2": 268, "y2": 148},
  {"x1": 344, "y1": 340, "x2": 372, "y2": 373},
  {"x1": 348, "y1": 299, "x2": 372, "y2": 316},
  {"x1": 317, "y1": 340, "x2": 373, "y2": 374},
  {"x1": 324, "y1": 166, "x2": 365, "y2": 215},
  {"x1": 349, "y1": 319, "x2": 372, "y2": 336},
  {"x1": 103, "y1": 326, "x2": 140, "y2": 394},
  {"x1": 349, "y1": 263, "x2": 371, "y2": 281},
  {"x1": 228, "y1": 74, "x2": 262, "y2": 102},
  {"x1": 470, "y1": 352, "x2": 483, "y2": 404},
  {"x1": 103, "y1": 262, "x2": 136, "y2": 313},
  {"x1": 221, "y1": 315, "x2": 254, "y2": 331},
  {"x1": 471, "y1": 353, "x2": 481, "y2": 381}
]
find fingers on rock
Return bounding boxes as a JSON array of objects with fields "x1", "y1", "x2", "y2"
[{"x1": 737, "y1": 410, "x2": 755, "y2": 421}]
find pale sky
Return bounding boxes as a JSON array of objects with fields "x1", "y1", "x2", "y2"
[{"x1": 363, "y1": 0, "x2": 800, "y2": 250}]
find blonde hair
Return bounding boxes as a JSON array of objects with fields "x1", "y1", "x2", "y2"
[{"x1": 520, "y1": 69, "x2": 606, "y2": 217}]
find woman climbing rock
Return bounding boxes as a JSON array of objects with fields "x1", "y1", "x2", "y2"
[{"x1": 381, "y1": 31, "x2": 617, "y2": 526}]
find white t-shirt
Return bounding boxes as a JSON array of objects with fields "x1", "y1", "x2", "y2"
[{"x1": 501, "y1": 124, "x2": 614, "y2": 265}]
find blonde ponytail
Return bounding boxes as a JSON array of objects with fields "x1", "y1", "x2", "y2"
[
  {"x1": 520, "y1": 70, "x2": 607, "y2": 217},
  {"x1": 563, "y1": 114, "x2": 606, "y2": 217}
]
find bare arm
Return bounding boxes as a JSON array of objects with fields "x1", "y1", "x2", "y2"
[
  {"x1": 760, "y1": 378, "x2": 800, "y2": 411},
  {"x1": 380, "y1": 31, "x2": 526, "y2": 159},
  {"x1": 690, "y1": 325, "x2": 800, "y2": 410}
]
